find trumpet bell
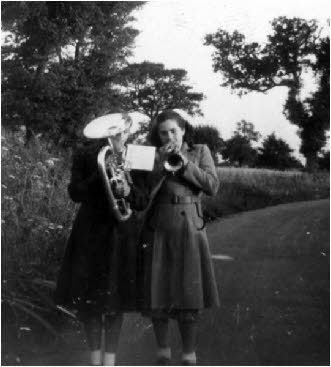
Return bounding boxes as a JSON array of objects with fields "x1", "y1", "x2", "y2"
[{"x1": 164, "y1": 153, "x2": 183, "y2": 172}]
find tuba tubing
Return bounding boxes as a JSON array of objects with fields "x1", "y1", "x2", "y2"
[{"x1": 97, "y1": 145, "x2": 132, "y2": 222}]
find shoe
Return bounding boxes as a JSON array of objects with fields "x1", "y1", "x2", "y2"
[{"x1": 157, "y1": 356, "x2": 171, "y2": 365}]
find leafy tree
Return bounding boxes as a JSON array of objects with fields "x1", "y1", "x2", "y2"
[
  {"x1": 222, "y1": 120, "x2": 260, "y2": 166},
  {"x1": 257, "y1": 133, "x2": 303, "y2": 170},
  {"x1": 234, "y1": 120, "x2": 261, "y2": 142},
  {"x1": 1, "y1": 1, "x2": 143, "y2": 144},
  {"x1": 205, "y1": 17, "x2": 330, "y2": 170},
  {"x1": 117, "y1": 61, "x2": 204, "y2": 119},
  {"x1": 222, "y1": 135, "x2": 257, "y2": 167},
  {"x1": 193, "y1": 124, "x2": 224, "y2": 160},
  {"x1": 318, "y1": 150, "x2": 330, "y2": 171}
]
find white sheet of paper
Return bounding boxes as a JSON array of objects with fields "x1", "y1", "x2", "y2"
[{"x1": 124, "y1": 144, "x2": 155, "y2": 171}]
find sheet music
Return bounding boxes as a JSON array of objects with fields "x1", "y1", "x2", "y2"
[{"x1": 124, "y1": 144, "x2": 156, "y2": 171}]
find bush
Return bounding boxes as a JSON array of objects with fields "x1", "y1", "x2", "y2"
[{"x1": 1, "y1": 128, "x2": 77, "y2": 357}]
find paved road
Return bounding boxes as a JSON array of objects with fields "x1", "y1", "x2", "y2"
[{"x1": 16, "y1": 199, "x2": 330, "y2": 365}]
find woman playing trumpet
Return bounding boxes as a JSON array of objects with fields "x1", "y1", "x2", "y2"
[{"x1": 138, "y1": 110, "x2": 220, "y2": 365}]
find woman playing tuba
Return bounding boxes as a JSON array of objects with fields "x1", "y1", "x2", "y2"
[{"x1": 54, "y1": 113, "x2": 148, "y2": 366}]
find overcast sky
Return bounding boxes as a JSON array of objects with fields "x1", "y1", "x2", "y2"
[{"x1": 130, "y1": 0, "x2": 330, "y2": 161}]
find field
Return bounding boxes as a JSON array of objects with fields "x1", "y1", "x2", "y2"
[
  {"x1": 1, "y1": 129, "x2": 330, "y2": 364},
  {"x1": 203, "y1": 166, "x2": 329, "y2": 219}
]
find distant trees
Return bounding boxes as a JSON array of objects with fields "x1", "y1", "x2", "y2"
[
  {"x1": 256, "y1": 133, "x2": 303, "y2": 170},
  {"x1": 318, "y1": 150, "x2": 330, "y2": 171},
  {"x1": 192, "y1": 124, "x2": 224, "y2": 160},
  {"x1": 1, "y1": 1, "x2": 143, "y2": 144},
  {"x1": 117, "y1": 61, "x2": 204, "y2": 119},
  {"x1": 222, "y1": 120, "x2": 260, "y2": 166},
  {"x1": 205, "y1": 16, "x2": 330, "y2": 170}
]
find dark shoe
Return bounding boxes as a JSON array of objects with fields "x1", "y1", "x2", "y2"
[{"x1": 157, "y1": 356, "x2": 171, "y2": 365}]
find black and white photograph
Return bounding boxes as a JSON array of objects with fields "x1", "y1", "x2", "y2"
[{"x1": 1, "y1": 0, "x2": 330, "y2": 365}]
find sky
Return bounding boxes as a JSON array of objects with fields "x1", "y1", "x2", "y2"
[{"x1": 129, "y1": 0, "x2": 330, "y2": 161}]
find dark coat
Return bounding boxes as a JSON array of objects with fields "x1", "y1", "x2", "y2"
[
  {"x1": 137, "y1": 143, "x2": 220, "y2": 311},
  {"x1": 54, "y1": 142, "x2": 147, "y2": 317}
]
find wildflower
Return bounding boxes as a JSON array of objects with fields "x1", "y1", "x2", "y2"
[
  {"x1": 8, "y1": 175, "x2": 15, "y2": 180},
  {"x1": 14, "y1": 155, "x2": 22, "y2": 161},
  {"x1": 4, "y1": 196, "x2": 13, "y2": 201},
  {"x1": 48, "y1": 223, "x2": 56, "y2": 230},
  {"x1": 2, "y1": 146, "x2": 8, "y2": 151},
  {"x1": 56, "y1": 225, "x2": 64, "y2": 230},
  {"x1": 2, "y1": 184, "x2": 7, "y2": 189}
]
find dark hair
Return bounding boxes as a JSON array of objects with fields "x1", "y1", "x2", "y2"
[{"x1": 149, "y1": 110, "x2": 194, "y2": 148}]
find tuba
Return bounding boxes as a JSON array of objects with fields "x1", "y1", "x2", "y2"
[{"x1": 83, "y1": 113, "x2": 136, "y2": 222}]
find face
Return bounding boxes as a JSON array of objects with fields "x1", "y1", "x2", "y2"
[{"x1": 158, "y1": 119, "x2": 185, "y2": 148}]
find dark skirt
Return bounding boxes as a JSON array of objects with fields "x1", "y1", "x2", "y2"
[{"x1": 54, "y1": 204, "x2": 139, "y2": 318}]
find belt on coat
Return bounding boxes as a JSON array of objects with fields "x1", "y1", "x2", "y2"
[{"x1": 156, "y1": 194, "x2": 200, "y2": 204}]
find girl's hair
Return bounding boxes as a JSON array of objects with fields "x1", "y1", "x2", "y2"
[{"x1": 149, "y1": 110, "x2": 195, "y2": 148}]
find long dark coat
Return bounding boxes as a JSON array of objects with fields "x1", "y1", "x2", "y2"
[
  {"x1": 137, "y1": 143, "x2": 220, "y2": 312},
  {"x1": 54, "y1": 142, "x2": 146, "y2": 317}
]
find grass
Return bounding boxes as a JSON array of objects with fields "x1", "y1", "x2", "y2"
[{"x1": 202, "y1": 166, "x2": 330, "y2": 219}]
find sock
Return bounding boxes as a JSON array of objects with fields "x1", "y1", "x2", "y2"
[
  {"x1": 182, "y1": 351, "x2": 196, "y2": 364},
  {"x1": 103, "y1": 352, "x2": 116, "y2": 366},
  {"x1": 90, "y1": 349, "x2": 102, "y2": 366},
  {"x1": 157, "y1": 347, "x2": 171, "y2": 360}
]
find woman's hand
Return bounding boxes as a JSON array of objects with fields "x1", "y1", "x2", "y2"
[{"x1": 158, "y1": 142, "x2": 176, "y2": 161}]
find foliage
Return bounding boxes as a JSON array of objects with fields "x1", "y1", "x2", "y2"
[
  {"x1": 1, "y1": 1, "x2": 143, "y2": 144},
  {"x1": 222, "y1": 135, "x2": 257, "y2": 167},
  {"x1": 117, "y1": 61, "x2": 204, "y2": 119},
  {"x1": 222, "y1": 120, "x2": 260, "y2": 166},
  {"x1": 204, "y1": 17, "x2": 330, "y2": 169},
  {"x1": 192, "y1": 124, "x2": 224, "y2": 160},
  {"x1": 318, "y1": 150, "x2": 330, "y2": 171},
  {"x1": 256, "y1": 133, "x2": 303, "y2": 170},
  {"x1": 234, "y1": 120, "x2": 261, "y2": 142},
  {"x1": 203, "y1": 167, "x2": 330, "y2": 219},
  {"x1": 1, "y1": 128, "x2": 77, "y2": 349}
]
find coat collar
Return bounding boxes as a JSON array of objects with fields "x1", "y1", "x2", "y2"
[{"x1": 180, "y1": 141, "x2": 190, "y2": 154}]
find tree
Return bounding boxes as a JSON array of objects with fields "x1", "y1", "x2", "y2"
[
  {"x1": 234, "y1": 120, "x2": 261, "y2": 142},
  {"x1": 193, "y1": 125, "x2": 224, "y2": 160},
  {"x1": 318, "y1": 150, "x2": 330, "y2": 171},
  {"x1": 222, "y1": 121, "x2": 260, "y2": 166},
  {"x1": 117, "y1": 61, "x2": 204, "y2": 119},
  {"x1": 1, "y1": 2, "x2": 143, "y2": 144},
  {"x1": 257, "y1": 133, "x2": 303, "y2": 170},
  {"x1": 205, "y1": 17, "x2": 330, "y2": 170},
  {"x1": 222, "y1": 135, "x2": 257, "y2": 167}
]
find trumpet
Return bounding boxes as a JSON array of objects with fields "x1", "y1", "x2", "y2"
[{"x1": 164, "y1": 151, "x2": 184, "y2": 173}]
